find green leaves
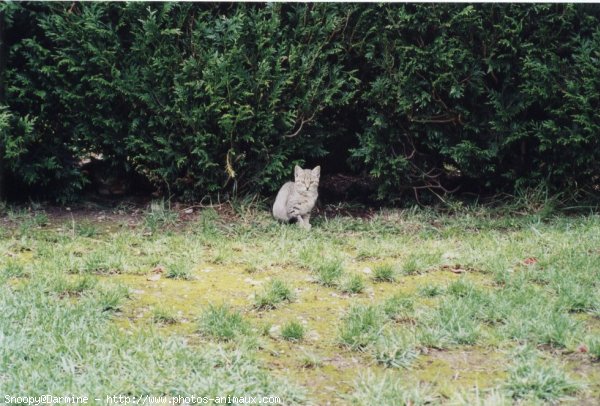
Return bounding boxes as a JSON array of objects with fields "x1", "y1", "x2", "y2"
[
  {"x1": 2, "y1": 4, "x2": 600, "y2": 201},
  {"x1": 351, "y1": 4, "x2": 600, "y2": 200}
]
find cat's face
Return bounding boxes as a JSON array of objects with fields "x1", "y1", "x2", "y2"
[{"x1": 294, "y1": 165, "x2": 320, "y2": 192}]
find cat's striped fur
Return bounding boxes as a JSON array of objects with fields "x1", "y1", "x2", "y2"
[{"x1": 272, "y1": 165, "x2": 320, "y2": 230}]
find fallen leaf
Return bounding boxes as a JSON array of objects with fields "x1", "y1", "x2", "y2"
[{"x1": 522, "y1": 257, "x2": 538, "y2": 265}]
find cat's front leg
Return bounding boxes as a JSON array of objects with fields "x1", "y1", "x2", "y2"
[
  {"x1": 304, "y1": 213, "x2": 312, "y2": 230},
  {"x1": 297, "y1": 215, "x2": 311, "y2": 230}
]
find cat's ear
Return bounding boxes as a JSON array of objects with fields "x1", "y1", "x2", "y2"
[
  {"x1": 312, "y1": 166, "x2": 321, "y2": 178},
  {"x1": 294, "y1": 165, "x2": 302, "y2": 178}
]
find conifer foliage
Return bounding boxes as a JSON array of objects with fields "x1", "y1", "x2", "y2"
[{"x1": 1, "y1": 3, "x2": 598, "y2": 201}]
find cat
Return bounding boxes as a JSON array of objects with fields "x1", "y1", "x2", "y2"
[{"x1": 272, "y1": 165, "x2": 320, "y2": 230}]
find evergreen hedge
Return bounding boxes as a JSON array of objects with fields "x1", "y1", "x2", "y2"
[{"x1": 1, "y1": 3, "x2": 599, "y2": 202}]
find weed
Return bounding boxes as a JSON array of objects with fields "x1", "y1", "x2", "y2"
[
  {"x1": 350, "y1": 371, "x2": 437, "y2": 405},
  {"x1": 340, "y1": 274, "x2": 365, "y2": 294},
  {"x1": 502, "y1": 306, "x2": 580, "y2": 348},
  {"x1": 503, "y1": 347, "x2": 582, "y2": 402},
  {"x1": 281, "y1": 321, "x2": 305, "y2": 342},
  {"x1": 75, "y1": 222, "x2": 98, "y2": 238},
  {"x1": 313, "y1": 259, "x2": 344, "y2": 287},
  {"x1": 417, "y1": 295, "x2": 482, "y2": 347},
  {"x1": 339, "y1": 305, "x2": 384, "y2": 350},
  {"x1": 260, "y1": 322, "x2": 273, "y2": 337},
  {"x1": 373, "y1": 331, "x2": 420, "y2": 369},
  {"x1": 165, "y1": 259, "x2": 194, "y2": 280},
  {"x1": 381, "y1": 294, "x2": 414, "y2": 321},
  {"x1": 372, "y1": 264, "x2": 396, "y2": 282},
  {"x1": 299, "y1": 351, "x2": 323, "y2": 369},
  {"x1": 91, "y1": 284, "x2": 130, "y2": 311},
  {"x1": 33, "y1": 212, "x2": 49, "y2": 226},
  {"x1": 82, "y1": 250, "x2": 123, "y2": 275},
  {"x1": 55, "y1": 275, "x2": 98, "y2": 296},
  {"x1": 585, "y1": 336, "x2": 600, "y2": 360},
  {"x1": 400, "y1": 252, "x2": 441, "y2": 275},
  {"x1": 197, "y1": 208, "x2": 220, "y2": 236},
  {"x1": 401, "y1": 255, "x2": 421, "y2": 275},
  {"x1": 442, "y1": 298, "x2": 482, "y2": 344},
  {"x1": 418, "y1": 284, "x2": 445, "y2": 297},
  {"x1": 447, "y1": 277, "x2": 477, "y2": 297},
  {"x1": 417, "y1": 324, "x2": 452, "y2": 350},
  {"x1": 16, "y1": 211, "x2": 49, "y2": 235},
  {"x1": 449, "y1": 388, "x2": 512, "y2": 406},
  {"x1": 144, "y1": 200, "x2": 178, "y2": 232},
  {"x1": 151, "y1": 307, "x2": 179, "y2": 325},
  {"x1": 554, "y1": 278, "x2": 596, "y2": 313},
  {"x1": 2, "y1": 260, "x2": 28, "y2": 278},
  {"x1": 254, "y1": 279, "x2": 295, "y2": 310},
  {"x1": 198, "y1": 304, "x2": 250, "y2": 342}
]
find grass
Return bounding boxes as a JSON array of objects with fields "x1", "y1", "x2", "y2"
[
  {"x1": 299, "y1": 350, "x2": 323, "y2": 369},
  {"x1": 503, "y1": 347, "x2": 582, "y2": 402},
  {"x1": 350, "y1": 372, "x2": 436, "y2": 405},
  {"x1": 143, "y1": 199, "x2": 178, "y2": 232},
  {"x1": 373, "y1": 331, "x2": 420, "y2": 369},
  {"x1": 75, "y1": 221, "x2": 99, "y2": 237},
  {"x1": 0, "y1": 281, "x2": 301, "y2": 401},
  {"x1": 371, "y1": 263, "x2": 396, "y2": 282},
  {"x1": 312, "y1": 259, "x2": 344, "y2": 287},
  {"x1": 339, "y1": 304, "x2": 384, "y2": 350},
  {"x1": 165, "y1": 259, "x2": 194, "y2": 280},
  {"x1": 340, "y1": 274, "x2": 365, "y2": 294},
  {"x1": 198, "y1": 304, "x2": 251, "y2": 342},
  {"x1": 418, "y1": 284, "x2": 445, "y2": 297},
  {"x1": 53, "y1": 274, "x2": 98, "y2": 296},
  {"x1": 151, "y1": 306, "x2": 180, "y2": 325},
  {"x1": 254, "y1": 279, "x2": 295, "y2": 310},
  {"x1": 2, "y1": 259, "x2": 28, "y2": 278},
  {"x1": 446, "y1": 277, "x2": 477, "y2": 298},
  {"x1": 1, "y1": 202, "x2": 599, "y2": 404},
  {"x1": 281, "y1": 321, "x2": 305, "y2": 342},
  {"x1": 587, "y1": 336, "x2": 600, "y2": 360},
  {"x1": 427, "y1": 297, "x2": 482, "y2": 346},
  {"x1": 94, "y1": 284, "x2": 130, "y2": 311},
  {"x1": 381, "y1": 294, "x2": 414, "y2": 321}
]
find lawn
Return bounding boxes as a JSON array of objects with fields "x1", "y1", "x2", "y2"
[{"x1": 1, "y1": 201, "x2": 599, "y2": 405}]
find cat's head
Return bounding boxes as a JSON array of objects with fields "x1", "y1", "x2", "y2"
[{"x1": 294, "y1": 165, "x2": 320, "y2": 192}]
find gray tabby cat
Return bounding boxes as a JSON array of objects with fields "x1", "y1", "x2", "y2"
[{"x1": 272, "y1": 165, "x2": 320, "y2": 230}]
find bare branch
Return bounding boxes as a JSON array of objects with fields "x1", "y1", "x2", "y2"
[{"x1": 283, "y1": 111, "x2": 317, "y2": 138}]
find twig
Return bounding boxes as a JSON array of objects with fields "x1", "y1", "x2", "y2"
[{"x1": 283, "y1": 111, "x2": 317, "y2": 138}]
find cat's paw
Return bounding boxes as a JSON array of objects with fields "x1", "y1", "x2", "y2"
[{"x1": 297, "y1": 221, "x2": 311, "y2": 231}]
